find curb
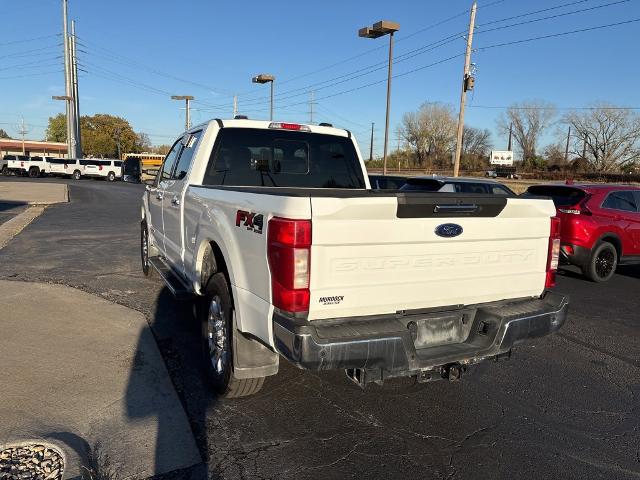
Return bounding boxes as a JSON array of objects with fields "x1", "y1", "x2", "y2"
[{"x1": 0, "y1": 206, "x2": 46, "y2": 250}]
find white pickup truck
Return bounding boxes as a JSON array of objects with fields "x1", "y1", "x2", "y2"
[{"x1": 141, "y1": 119, "x2": 569, "y2": 398}]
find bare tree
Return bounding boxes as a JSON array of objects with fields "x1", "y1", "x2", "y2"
[
  {"x1": 565, "y1": 104, "x2": 640, "y2": 172},
  {"x1": 497, "y1": 101, "x2": 556, "y2": 163},
  {"x1": 462, "y1": 126, "x2": 492, "y2": 156},
  {"x1": 398, "y1": 102, "x2": 456, "y2": 169},
  {"x1": 398, "y1": 111, "x2": 428, "y2": 167}
]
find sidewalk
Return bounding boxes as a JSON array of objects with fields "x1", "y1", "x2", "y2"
[
  {"x1": 0, "y1": 182, "x2": 68, "y2": 204},
  {"x1": 0, "y1": 281, "x2": 201, "y2": 479}
]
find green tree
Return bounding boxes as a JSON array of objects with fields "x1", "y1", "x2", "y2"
[
  {"x1": 46, "y1": 114, "x2": 67, "y2": 142},
  {"x1": 0, "y1": 128, "x2": 10, "y2": 139},
  {"x1": 81, "y1": 114, "x2": 140, "y2": 158}
]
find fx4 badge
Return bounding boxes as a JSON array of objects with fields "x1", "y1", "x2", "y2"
[{"x1": 236, "y1": 210, "x2": 264, "y2": 234}]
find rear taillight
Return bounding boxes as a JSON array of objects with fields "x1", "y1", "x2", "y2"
[
  {"x1": 20, "y1": 162, "x2": 24, "y2": 167},
  {"x1": 99, "y1": 165, "x2": 103, "y2": 171},
  {"x1": 557, "y1": 194, "x2": 592, "y2": 216},
  {"x1": 267, "y1": 217, "x2": 311, "y2": 313},
  {"x1": 545, "y1": 216, "x2": 561, "y2": 288}
]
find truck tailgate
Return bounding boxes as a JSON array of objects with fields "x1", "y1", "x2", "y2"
[{"x1": 308, "y1": 193, "x2": 556, "y2": 320}]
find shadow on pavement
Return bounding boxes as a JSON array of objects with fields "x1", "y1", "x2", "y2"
[
  {"x1": 126, "y1": 286, "x2": 216, "y2": 479},
  {"x1": 0, "y1": 200, "x2": 28, "y2": 212}
]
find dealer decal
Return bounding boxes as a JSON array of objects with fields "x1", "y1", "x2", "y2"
[
  {"x1": 236, "y1": 210, "x2": 264, "y2": 234},
  {"x1": 319, "y1": 295, "x2": 344, "y2": 306}
]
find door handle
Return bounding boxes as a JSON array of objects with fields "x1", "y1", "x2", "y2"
[
  {"x1": 156, "y1": 192, "x2": 163, "y2": 200},
  {"x1": 171, "y1": 196, "x2": 180, "y2": 206}
]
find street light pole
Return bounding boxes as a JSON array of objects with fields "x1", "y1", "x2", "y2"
[
  {"x1": 359, "y1": 20, "x2": 399, "y2": 176},
  {"x1": 171, "y1": 95, "x2": 194, "y2": 130},
  {"x1": 252, "y1": 74, "x2": 275, "y2": 121}
]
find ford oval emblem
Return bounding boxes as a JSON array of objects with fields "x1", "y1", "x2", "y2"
[{"x1": 435, "y1": 223, "x2": 463, "y2": 238}]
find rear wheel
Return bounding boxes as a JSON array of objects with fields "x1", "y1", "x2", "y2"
[
  {"x1": 72, "y1": 170, "x2": 81, "y2": 180},
  {"x1": 141, "y1": 222, "x2": 151, "y2": 277},
  {"x1": 585, "y1": 241, "x2": 617, "y2": 282},
  {"x1": 28, "y1": 167, "x2": 39, "y2": 178},
  {"x1": 107, "y1": 171, "x2": 116, "y2": 182},
  {"x1": 1, "y1": 166, "x2": 7, "y2": 176},
  {"x1": 199, "y1": 272, "x2": 264, "y2": 398}
]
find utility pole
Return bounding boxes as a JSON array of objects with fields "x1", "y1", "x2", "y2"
[
  {"x1": 233, "y1": 95, "x2": 238, "y2": 117},
  {"x1": 171, "y1": 95, "x2": 194, "y2": 130},
  {"x1": 507, "y1": 122, "x2": 513, "y2": 151},
  {"x1": 452, "y1": 1, "x2": 477, "y2": 177},
  {"x1": 369, "y1": 122, "x2": 374, "y2": 163},
  {"x1": 564, "y1": 126, "x2": 571, "y2": 163},
  {"x1": 62, "y1": 0, "x2": 75, "y2": 159},
  {"x1": 18, "y1": 118, "x2": 28, "y2": 155},
  {"x1": 309, "y1": 91, "x2": 315, "y2": 124},
  {"x1": 71, "y1": 20, "x2": 81, "y2": 158}
]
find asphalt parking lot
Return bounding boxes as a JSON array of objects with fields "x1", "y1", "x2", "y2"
[{"x1": 0, "y1": 176, "x2": 638, "y2": 480}]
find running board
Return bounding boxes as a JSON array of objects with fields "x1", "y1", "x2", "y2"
[{"x1": 148, "y1": 256, "x2": 194, "y2": 300}]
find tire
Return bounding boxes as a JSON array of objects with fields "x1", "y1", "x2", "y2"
[
  {"x1": 72, "y1": 170, "x2": 81, "y2": 180},
  {"x1": 141, "y1": 222, "x2": 151, "y2": 277},
  {"x1": 584, "y1": 241, "x2": 618, "y2": 283},
  {"x1": 199, "y1": 272, "x2": 264, "y2": 398},
  {"x1": 28, "y1": 167, "x2": 39, "y2": 178},
  {"x1": 107, "y1": 171, "x2": 116, "y2": 182},
  {"x1": 1, "y1": 166, "x2": 7, "y2": 176}
]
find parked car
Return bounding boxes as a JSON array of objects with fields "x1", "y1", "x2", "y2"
[
  {"x1": 0, "y1": 156, "x2": 8, "y2": 175},
  {"x1": 368, "y1": 174, "x2": 407, "y2": 190},
  {"x1": 486, "y1": 166, "x2": 519, "y2": 179},
  {"x1": 400, "y1": 176, "x2": 516, "y2": 195},
  {"x1": 140, "y1": 118, "x2": 568, "y2": 399},
  {"x1": 4, "y1": 155, "x2": 30, "y2": 175},
  {"x1": 122, "y1": 157, "x2": 142, "y2": 183},
  {"x1": 524, "y1": 183, "x2": 640, "y2": 282},
  {"x1": 48, "y1": 158, "x2": 84, "y2": 180},
  {"x1": 12, "y1": 156, "x2": 55, "y2": 177},
  {"x1": 80, "y1": 159, "x2": 122, "y2": 181}
]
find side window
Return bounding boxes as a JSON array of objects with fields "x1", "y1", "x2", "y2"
[
  {"x1": 491, "y1": 185, "x2": 511, "y2": 195},
  {"x1": 602, "y1": 191, "x2": 637, "y2": 212},
  {"x1": 157, "y1": 139, "x2": 183, "y2": 185},
  {"x1": 633, "y1": 192, "x2": 640, "y2": 212},
  {"x1": 172, "y1": 130, "x2": 202, "y2": 180}
]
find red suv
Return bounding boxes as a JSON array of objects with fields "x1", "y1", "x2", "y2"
[{"x1": 525, "y1": 183, "x2": 640, "y2": 282}]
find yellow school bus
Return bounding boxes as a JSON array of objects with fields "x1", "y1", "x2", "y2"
[{"x1": 123, "y1": 153, "x2": 164, "y2": 174}]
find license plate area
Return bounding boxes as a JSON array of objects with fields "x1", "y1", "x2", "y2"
[{"x1": 408, "y1": 313, "x2": 469, "y2": 349}]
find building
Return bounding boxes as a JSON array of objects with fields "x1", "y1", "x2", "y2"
[{"x1": 0, "y1": 139, "x2": 67, "y2": 158}]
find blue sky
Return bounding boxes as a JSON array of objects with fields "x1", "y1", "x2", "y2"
[{"x1": 1, "y1": 0, "x2": 639, "y2": 156}]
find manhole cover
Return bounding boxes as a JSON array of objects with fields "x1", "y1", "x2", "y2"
[{"x1": 0, "y1": 444, "x2": 64, "y2": 480}]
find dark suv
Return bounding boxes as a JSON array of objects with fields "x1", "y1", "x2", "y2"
[{"x1": 525, "y1": 183, "x2": 640, "y2": 282}]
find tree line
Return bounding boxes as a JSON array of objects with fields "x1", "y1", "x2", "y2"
[
  {"x1": 389, "y1": 100, "x2": 640, "y2": 173},
  {"x1": 44, "y1": 113, "x2": 168, "y2": 158}
]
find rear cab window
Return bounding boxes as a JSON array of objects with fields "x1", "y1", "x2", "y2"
[{"x1": 203, "y1": 128, "x2": 365, "y2": 189}]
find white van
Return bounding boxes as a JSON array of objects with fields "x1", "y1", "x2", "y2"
[
  {"x1": 80, "y1": 159, "x2": 122, "y2": 182},
  {"x1": 49, "y1": 158, "x2": 84, "y2": 180}
]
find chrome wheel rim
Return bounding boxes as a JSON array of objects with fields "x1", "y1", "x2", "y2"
[
  {"x1": 142, "y1": 229, "x2": 149, "y2": 268},
  {"x1": 595, "y1": 249, "x2": 615, "y2": 278},
  {"x1": 207, "y1": 296, "x2": 228, "y2": 375}
]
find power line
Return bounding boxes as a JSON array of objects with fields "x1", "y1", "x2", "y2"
[
  {"x1": 77, "y1": 36, "x2": 235, "y2": 98},
  {"x1": 475, "y1": 0, "x2": 631, "y2": 34},
  {"x1": 0, "y1": 44, "x2": 61, "y2": 60},
  {"x1": 274, "y1": 16, "x2": 639, "y2": 112},
  {"x1": 207, "y1": 0, "x2": 628, "y2": 111},
  {"x1": 476, "y1": 16, "x2": 640, "y2": 52},
  {"x1": 469, "y1": 105, "x2": 640, "y2": 110},
  {"x1": 0, "y1": 70, "x2": 63, "y2": 80},
  {"x1": 0, "y1": 34, "x2": 60, "y2": 47}
]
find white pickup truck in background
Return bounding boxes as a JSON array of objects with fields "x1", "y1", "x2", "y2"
[{"x1": 141, "y1": 118, "x2": 569, "y2": 398}]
